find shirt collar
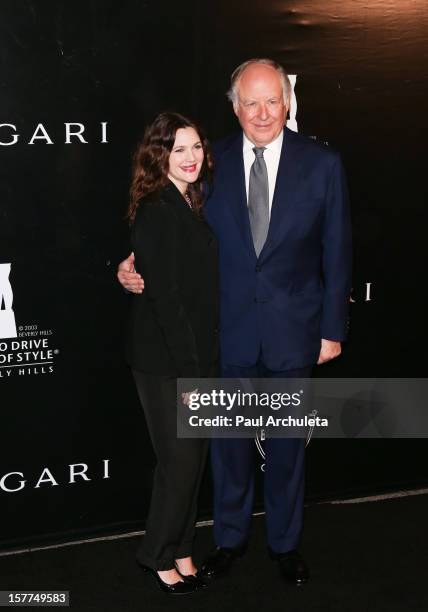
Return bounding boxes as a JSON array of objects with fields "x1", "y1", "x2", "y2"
[{"x1": 242, "y1": 129, "x2": 284, "y2": 154}]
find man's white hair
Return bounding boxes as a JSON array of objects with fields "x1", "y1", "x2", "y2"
[{"x1": 226, "y1": 58, "x2": 291, "y2": 106}]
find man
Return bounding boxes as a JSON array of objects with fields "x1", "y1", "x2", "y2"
[{"x1": 118, "y1": 58, "x2": 352, "y2": 585}]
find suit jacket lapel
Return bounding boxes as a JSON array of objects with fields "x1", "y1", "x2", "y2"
[
  {"x1": 260, "y1": 127, "x2": 304, "y2": 260},
  {"x1": 222, "y1": 133, "x2": 257, "y2": 260}
]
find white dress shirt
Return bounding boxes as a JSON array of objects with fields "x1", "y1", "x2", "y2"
[{"x1": 243, "y1": 130, "x2": 284, "y2": 217}]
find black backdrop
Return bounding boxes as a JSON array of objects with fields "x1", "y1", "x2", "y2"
[{"x1": 1, "y1": 0, "x2": 427, "y2": 551}]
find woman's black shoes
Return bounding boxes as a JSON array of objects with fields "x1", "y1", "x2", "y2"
[
  {"x1": 137, "y1": 562, "x2": 199, "y2": 595},
  {"x1": 175, "y1": 565, "x2": 208, "y2": 589}
]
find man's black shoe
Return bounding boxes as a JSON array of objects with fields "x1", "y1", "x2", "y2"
[
  {"x1": 270, "y1": 549, "x2": 309, "y2": 585},
  {"x1": 200, "y1": 546, "x2": 245, "y2": 578}
]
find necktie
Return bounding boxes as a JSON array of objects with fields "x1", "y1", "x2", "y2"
[{"x1": 248, "y1": 146, "x2": 269, "y2": 257}]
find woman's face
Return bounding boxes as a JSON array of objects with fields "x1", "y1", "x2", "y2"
[{"x1": 168, "y1": 127, "x2": 204, "y2": 193}]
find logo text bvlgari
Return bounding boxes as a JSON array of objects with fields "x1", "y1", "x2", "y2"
[
  {"x1": 0, "y1": 460, "x2": 110, "y2": 492},
  {"x1": 0, "y1": 122, "x2": 108, "y2": 145}
]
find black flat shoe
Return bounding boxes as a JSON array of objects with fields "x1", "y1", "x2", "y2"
[
  {"x1": 270, "y1": 549, "x2": 309, "y2": 585},
  {"x1": 137, "y1": 561, "x2": 198, "y2": 594},
  {"x1": 200, "y1": 546, "x2": 245, "y2": 579}
]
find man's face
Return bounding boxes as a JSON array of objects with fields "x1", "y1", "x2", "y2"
[{"x1": 233, "y1": 64, "x2": 288, "y2": 147}]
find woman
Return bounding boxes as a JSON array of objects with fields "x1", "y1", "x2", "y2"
[{"x1": 125, "y1": 112, "x2": 218, "y2": 594}]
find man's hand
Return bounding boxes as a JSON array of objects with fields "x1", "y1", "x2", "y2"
[
  {"x1": 182, "y1": 389, "x2": 199, "y2": 407},
  {"x1": 317, "y1": 339, "x2": 341, "y2": 365},
  {"x1": 117, "y1": 252, "x2": 144, "y2": 294}
]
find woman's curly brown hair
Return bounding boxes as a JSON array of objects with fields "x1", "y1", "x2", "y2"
[{"x1": 127, "y1": 112, "x2": 213, "y2": 222}]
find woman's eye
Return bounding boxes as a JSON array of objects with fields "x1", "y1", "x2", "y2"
[
  {"x1": 194, "y1": 143, "x2": 202, "y2": 149},
  {"x1": 174, "y1": 148, "x2": 184, "y2": 153}
]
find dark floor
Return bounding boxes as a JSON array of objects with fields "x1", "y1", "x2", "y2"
[{"x1": 1, "y1": 494, "x2": 428, "y2": 611}]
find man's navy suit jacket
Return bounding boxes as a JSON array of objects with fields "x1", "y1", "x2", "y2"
[{"x1": 203, "y1": 127, "x2": 352, "y2": 371}]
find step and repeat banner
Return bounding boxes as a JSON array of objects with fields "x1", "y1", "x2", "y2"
[{"x1": 1, "y1": 0, "x2": 427, "y2": 550}]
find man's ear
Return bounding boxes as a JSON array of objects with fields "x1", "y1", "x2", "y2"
[
  {"x1": 232, "y1": 103, "x2": 239, "y2": 118},
  {"x1": 285, "y1": 99, "x2": 290, "y2": 121}
]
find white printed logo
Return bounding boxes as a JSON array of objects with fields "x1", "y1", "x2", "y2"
[
  {"x1": 288, "y1": 75, "x2": 298, "y2": 133},
  {"x1": 0, "y1": 122, "x2": 109, "y2": 146},
  {"x1": 0, "y1": 263, "x2": 17, "y2": 339},
  {"x1": 0, "y1": 262, "x2": 58, "y2": 378}
]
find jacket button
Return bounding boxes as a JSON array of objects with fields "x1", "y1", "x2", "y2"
[{"x1": 255, "y1": 265, "x2": 261, "y2": 272}]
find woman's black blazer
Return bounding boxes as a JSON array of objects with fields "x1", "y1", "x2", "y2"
[{"x1": 126, "y1": 180, "x2": 219, "y2": 378}]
